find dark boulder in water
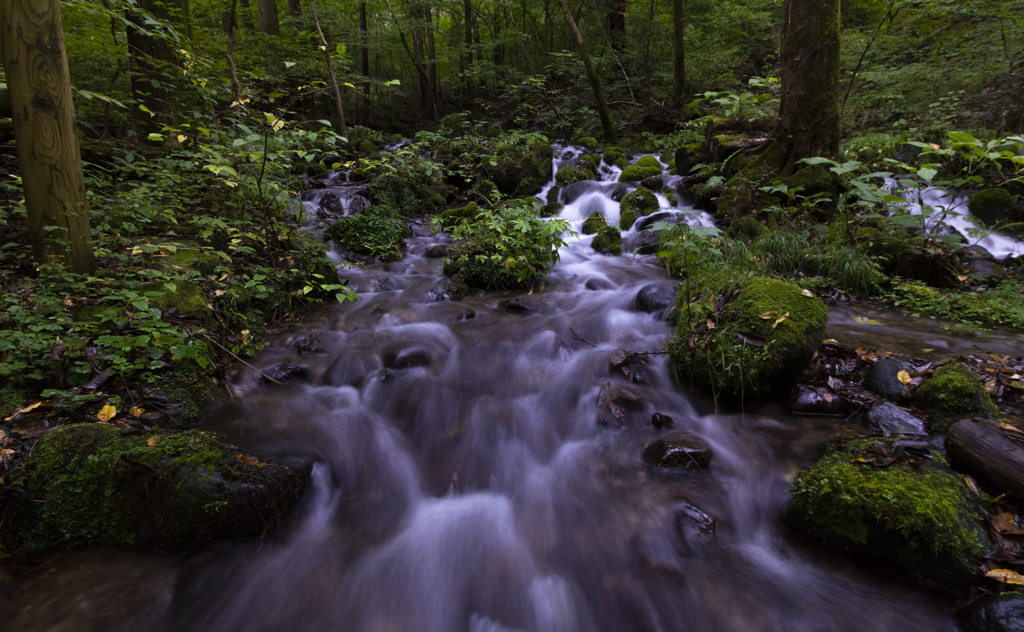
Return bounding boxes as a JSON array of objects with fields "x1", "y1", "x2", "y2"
[
  {"x1": 642, "y1": 432, "x2": 713, "y2": 470},
  {"x1": 634, "y1": 283, "x2": 678, "y2": 318}
]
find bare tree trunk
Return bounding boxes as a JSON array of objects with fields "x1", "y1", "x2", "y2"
[
  {"x1": 225, "y1": 0, "x2": 242, "y2": 105},
  {"x1": 258, "y1": 0, "x2": 280, "y2": 35},
  {"x1": 507, "y1": 0, "x2": 535, "y2": 75},
  {"x1": 606, "y1": 0, "x2": 625, "y2": 51},
  {"x1": 464, "y1": 0, "x2": 474, "y2": 100},
  {"x1": 556, "y1": 0, "x2": 616, "y2": 143},
  {"x1": 776, "y1": 0, "x2": 841, "y2": 162},
  {"x1": 671, "y1": 0, "x2": 685, "y2": 106},
  {"x1": 426, "y1": 6, "x2": 438, "y2": 118},
  {"x1": 360, "y1": 1, "x2": 369, "y2": 124},
  {"x1": 644, "y1": 0, "x2": 655, "y2": 102},
  {"x1": 311, "y1": 0, "x2": 347, "y2": 137},
  {"x1": 1, "y1": 0, "x2": 95, "y2": 273}
]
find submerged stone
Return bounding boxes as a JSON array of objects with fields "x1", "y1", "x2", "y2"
[
  {"x1": 634, "y1": 283, "x2": 678, "y2": 318},
  {"x1": 642, "y1": 432, "x2": 713, "y2": 470}
]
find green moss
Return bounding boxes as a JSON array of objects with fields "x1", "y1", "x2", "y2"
[
  {"x1": 726, "y1": 140, "x2": 787, "y2": 189},
  {"x1": 358, "y1": 139, "x2": 378, "y2": 153},
  {"x1": 780, "y1": 163, "x2": 841, "y2": 197},
  {"x1": 576, "y1": 136, "x2": 598, "y2": 150},
  {"x1": 728, "y1": 215, "x2": 768, "y2": 241},
  {"x1": 670, "y1": 278, "x2": 828, "y2": 397},
  {"x1": 555, "y1": 166, "x2": 595, "y2": 186},
  {"x1": 581, "y1": 212, "x2": 606, "y2": 235},
  {"x1": 619, "y1": 187, "x2": 659, "y2": 230},
  {"x1": 305, "y1": 162, "x2": 328, "y2": 178},
  {"x1": 914, "y1": 362, "x2": 998, "y2": 432},
  {"x1": 0, "y1": 382, "x2": 26, "y2": 420},
  {"x1": 350, "y1": 168, "x2": 371, "y2": 182},
  {"x1": 602, "y1": 146, "x2": 629, "y2": 168},
  {"x1": 591, "y1": 224, "x2": 622, "y2": 255},
  {"x1": 967, "y1": 188, "x2": 1013, "y2": 227},
  {"x1": 787, "y1": 438, "x2": 985, "y2": 586},
  {"x1": 578, "y1": 153, "x2": 601, "y2": 171},
  {"x1": 635, "y1": 155, "x2": 661, "y2": 171},
  {"x1": 715, "y1": 187, "x2": 756, "y2": 219},
  {"x1": 141, "y1": 279, "x2": 211, "y2": 321},
  {"x1": 439, "y1": 201, "x2": 480, "y2": 228},
  {"x1": 163, "y1": 248, "x2": 221, "y2": 275},
  {"x1": 490, "y1": 139, "x2": 554, "y2": 195},
  {"x1": 618, "y1": 156, "x2": 663, "y2": 183}
]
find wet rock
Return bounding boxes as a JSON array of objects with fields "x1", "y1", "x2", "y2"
[
  {"x1": 382, "y1": 346, "x2": 432, "y2": 370},
  {"x1": 0, "y1": 424, "x2": 302, "y2": 553},
  {"x1": 786, "y1": 385, "x2": 848, "y2": 416},
  {"x1": 585, "y1": 277, "x2": 614, "y2": 291},
  {"x1": 865, "y1": 357, "x2": 912, "y2": 405},
  {"x1": 636, "y1": 210, "x2": 682, "y2": 232},
  {"x1": 785, "y1": 437, "x2": 989, "y2": 589},
  {"x1": 634, "y1": 283, "x2": 678, "y2": 318},
  {"x1": 968, "y1": 188, "x2": 1014, "y2": 228},
  {"x1": 504, "y1": 298, "x2": 531, "y2": 312},
  {"x1": 915, "y1": 362, "x2": 998, "y2": 433},
  {"x1": 867, "y1": 401, "x2": 926, "y2": 436},
  {"x1": 260, "y1": 363, "x2": 310, "y2": 385},
  {"x1": 651, "y1": 413, "x2": 674, "y2": 429},
  {"x1": 295, "y1": 336, "x2": 324, "y2": 355},
  {"x1": 609, "y1": 350, "x2": 631, "y2": 368},
  {"x1": 428, "y1": 276, "x2": 467, "y2": 302},
  {"x1": 963, "y1": 593, "x2": 1024, "y2": 632},
  {"x1": 425, "y1": 245, "x2": 450, "y2": 258},
  {"x1": 967, "y1": 259, "x2": 1005, "y2": 281},
  {"x1": 625, "y1": 229, "x2": 661, "y2": 255},
  {"x1": 598, "y1": 382, "x2": 646, "y2": 412},
  {"x1": 674, "y1": 502, "x2": 715, "y2": 554},
  {"x1": 319, "y1": 192, "x2": 344, "y2": 216},
  {"x1": 642, "y1": 433, "x2": 713, "y2": 470}
]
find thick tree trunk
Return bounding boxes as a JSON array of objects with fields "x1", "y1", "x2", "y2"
[
  {"x1": 360, "y1": 2, "x2": 369, "y2": 124},
  {"x1": 225, "y1": 0, "x2": 242, "y2": 105},
  {"x1": 776, "y1": 0, "x2": 841, "y2": 162},
  {"x1": 287, "y1": 0, "x2": 300, "y2": 17},
  {"x1": 258, "y1": 0, "x2": 279, "y2": 35},
  {"x1": 1, "y1": 0, "x2": 95, "y2": 273},
  {"x1": 671, "y1": 0, "x2": 685, "y2": 106},
  {"x1": 556, "y1": 0, "x2": 616, "y2": 143},
  {"x1": 606, "y1": 0, "x2": 625, "y2": 51},
  {"x1": 126, "y1": 0, "x2": 173, "y2": 116},
  {"x1": 412, "y1": 23, "x2": 431, "y2": 118}
]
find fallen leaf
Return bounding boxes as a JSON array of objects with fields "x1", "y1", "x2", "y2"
[
  {"x1": 0, "y1": 448, "x2": 14, "y2": 464},
  {"x1": 993, "y1": 513, "x2": 1024, "y2": 535},
  {"x1": 802, "y1": 289, "x2": 815, "y2": 297},
  {"x1": 130, "y1": 406, "x2": 146, "y2": 417},
  {"x1": 96, "y1": 405, "x2": 117, "y2": 422},
  {"x1": 997, "y1": 423, "x2": 1024, "y2": 435},
  {"x1": 147, "y1": 436, "x2": 160, "y2": 447},
  {"x1": 897, "y1": 370, "x2": 912, "y2": 385},
  {"x1": 706, "y1": 319, "x2": 715, "y2": 329},
  {"x1": 822, "y1": 392, "x2": 833, "y2": 403},
  {"x1": 985, "y1": 568, "x2": 1024, "y2": 585},
  {"x1": 235, "y1": 454, "x2": 267, "y2": 467},
  {"x1": 922, "y1": 348, "x2": 934, "y2": 353},
  {"x1": 823, "y1": 339, "x2": 839, "y2": 345},
  {"x1": 772, "y1": 312, "x2": 789, "y2": 329},
  {"x1": 4, "y1": 401, "x2": 43, "y2": 420},
  {"x1": 214, "y1": 289, "x2": 226, "y2": 296},
  {"x1": 962, "y1": 474, "x2": 981, "y2": 495},
  {"x1": 0, "y1": 429, "x2": 5, "y2": 442},
  {"x1": 957, "y1": 275, "x2": 968, "y2": 281},
  {"x1": 759, "y1": 311, "x2": 779, "y2": 320},
  {"x1": 854, "y1": 316, "x2": 881, "y2": 325}
]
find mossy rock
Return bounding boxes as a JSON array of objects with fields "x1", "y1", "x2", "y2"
[
  {"x1": 555, "y1": 166, "x2": 595, "y2": 186},
  {"x1": 619, "y1": 156, "x2": 663, "y2": 183},
  {"x1": 779, "y1": 163, "x2": 844, "y2": 198},
  {"x1": 140, "y1": 279, "x2": 212, "y2": 322},
  {"x1": 915, "y1": 363, "x2": 998, "y2": 433},
  {"x1": 438, "y1": 201, "x2": 480, "y2": 228},
  {"x1": 490, "y1": 139, "x2": 554, "y2": 196},
  {"x1": 728, "y1": 215, "x2": 768, "y2": 241},
  {"x1": 389, "y1": 133, "x2": 404, "y2": 141},
  {"x1": 619, "y1": 187, "x2": 659, "y2": 230},
  {"x1": 725, "y1": 140, "x2": 787, "y2": 189},
  {"x1": 602, "y1": 147, "x2": 629, "y2": 168},
  {"x1": 350, "y1": 168, "x2": 371, "y2": 183},
  {"x1": 715, "y1": 186, "x2": 756, "y2": 220},
  {"x1": 2, "y1": 424, "x2": 303, "y2": 552},
  {"x1": 591, "y1": 224, "x2": 622, "y2": 255},
  {"x1": 358, "y1": 139, "x2": 378, "y2": 153},
  {"x1": 785, "y1": 437, "x2": 987, "y2": 589},
  {"x1": 0, "y1": 382, "x2": 27, "y2": 421},
  {"x1": 968, "y1": 188, "x2": 1014, "y2": 228},
  {"x1": 546, "y1": 185, "x2": 561, "y2": 206},
  {"x1": 514, "y1": 174, "x2": 548, "y2": 197},
  {"x1": 581, "y1": 212, "x2": 606, "y2": 235},
  {"x1": 674, "y1": 142, "x2": 708, "y2": 176},
  {"x1": 576, "y1": 136, "x2": 598, "y2": 150},
  {"x1": 640, "y1": 175, "x2": 664, "y2": 190},
  {"x1": 541, "y1": 201, "x2": 564, "y2": 217},
  {"x1": 164, "y1": 248, "x2": 221, "y2": 275},
  {"x1": 304, "y1": 162, "x2": 328, "y2": 178},
  {"x1": 669, "y1": 278, "x2": 828, "y2": 397},
  {"x1": 578, "y1": 153, "x2": 601, "y2": 171}
]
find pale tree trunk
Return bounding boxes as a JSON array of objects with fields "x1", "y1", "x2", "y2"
[
  {"x1": 507, "y1": 0, "x2": 535, "y2": 75},
  {"x1": 258, "y1": 0, "x2": 280, "y2": 35},
  {"x1": 671, "y1": 0, "x2": 684, "y2": 106},
  {"x1": 556, "y1": 0, "x2": 616, "y2": 143},
  {"x1": 311, "y1": 0, "x2": 347, "y2": 137},
  {"x1": 1, "y1": 0, "x2": 95, "y2": 272},
  {"x1": 225, "y1": 0, "x2": 242, "y2": 105},
  {"x1": 776, "y1": 0, "x2": 841, "y2": 162}
]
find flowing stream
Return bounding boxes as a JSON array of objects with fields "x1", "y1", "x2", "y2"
[{"x1": 9, "y1": 147, "x2": 1020, "y2": 632}]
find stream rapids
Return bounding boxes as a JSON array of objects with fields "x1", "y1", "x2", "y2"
[{"x1": 6, "y1": 146, "x2": 1007, "y2": 632}]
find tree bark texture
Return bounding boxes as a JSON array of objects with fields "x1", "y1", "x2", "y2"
[
  {"x1": 557, "y1": 0, "x2": 616, "y2": 143},
  {"x1": 463, "y1": 0, "x2": 473, "y2": 99},
  {"x1": 287, "y1": 0, "x2": 300, "y2": 17},
  {"x1": 671, "y1": 0, "x2": 684, "y2": 105},
  {"x1": 225, "y1": 0, "x2": 241, "y2": 105},
  {"x1": 258, "y1": 0, "x2": 279, "y2": 36},
  {"x1": 360, "y1": 1, "x2": 369, "y2": 124},
  {"x1": 947, "y1": 419, "x2": 1024, "y2": 502},
  {"x1": 425, "y1": 6, "x2": 437, "y2": 118},
  {"x1": 606, "y1": 0, "x2": 625, "y2": 51},
  {"x1": 125, "y1": 0, "x2": 173, "y2": 114},
  {"x1": 776, "y1": 0, "x2": 841, "y2": 161},
  {"x1": 1, "y1": 0, "x2": 95, "y2": 272},
  {"x1": 310, "y1": 0, "x2": 346, "y2": 138}
]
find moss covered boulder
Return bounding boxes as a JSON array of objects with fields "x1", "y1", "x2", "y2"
[
  {"x1": 581, "y1": 212, "x2": 606, "y2": 235},
  {"x1": 140, "y1": 279, "x2": 212, "y2": 322},
  {"x1": 619, "y1": 187, "x2": 659, "y2": 230},
  {"x1": 915, "y1": 362, "x2": 998, "y2": 433},
  {"x1": 785, "y1": 437, "x2": 988, "y2": 588},
  {"x1": 968, "y1": 188, "x2": 1014, "y2": 228},
  {"x1": 727, "y1": 215, "x2": 768, "y2": 241},
  {"x1": 438, "y1": 201, "x2": 480, "y2": 228},
  {"x1": 1, "y1": 424, "x2": 302, "y2": 552},
  {"x1": 555, "y1": 165, "x2": 595, "y2": 186},
  {"x1": 602, "y1": 147, "x2": 629, "y2": 168},
  {"x1": 618, "y1": 156, "x2": 662, "y2": 183},
  {"x1": 489, "y1": 138, "x2": 554, "y2": 196},
  {"x1": 670, "y1": 278, "x2": 828, "y2": 397},
  {"x1": 591, "y1": 224, "x2": 622, "y2": 255}
]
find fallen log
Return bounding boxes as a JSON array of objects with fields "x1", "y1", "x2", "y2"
[{"x1": 945, "y1": 418, "x2": 1024, "y2": 501}]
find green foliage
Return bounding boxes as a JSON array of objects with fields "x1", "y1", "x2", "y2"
[
  {"x1": 914, "y1": 362, "x2": 999, "y2": 432},
  {"x1": 326, "y1": 208, "x2": 410, "y2": 260},
  {"x1": 889, "y1": 280, "x2": 1024, "y2": 330},
  {"x1": 591, "y1": 225, "x2": 622, "y2": 255},
  {"x1": 436, "y1": 201, "x2": 571, "y2": 290}
]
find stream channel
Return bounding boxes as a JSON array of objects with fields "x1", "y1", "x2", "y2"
[{"x1": 4, "y1": 146, "x2": 1024, "y2": 631}]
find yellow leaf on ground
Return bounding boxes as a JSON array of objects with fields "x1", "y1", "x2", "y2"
[
  {"x1": 97, "y1": 405, "x2": 117, "y2": 422},
  {"x1": 0, "y1": 429, "x2": 5, "y2": 442},
  {"x1": 772, "y1": 313, "x2": 789, "y2": 329},
  {"x1": 706, "y1": 319, "x2": 715, "y2": 330},
  {"x1": 235, "y1": 454, "x2": 267, "y2": 467},
  {"x1": 962, "y1": 474, "x2": 981, "y2": 495},
  {"x1": 4, "y1": 401, "x2": 43, "y2": 421},
  {"x1": 0, "y1": 448, "x2": 14, "y2": 464},
  {"x1": 759, "y1": 311, "x2": 779, "y2": 320},
  {"x1": 993, "y1": 512, "x2": 1024, "y2": 535},
  {"x1": 802, "y1": 289, "x2": 815, "y2": 297},
  {"x1": 985, "y1": 568, "x2": 1024, "y2": 585},
  {"x1": 147, "y1": 436, "x2": 160, "y2": 447},
  {"x1": 130, "y1": 407, "x2": 146, "y2": 417},
  {"x1": 897, "y1": 370, "x2": 912, "y2": 385}
]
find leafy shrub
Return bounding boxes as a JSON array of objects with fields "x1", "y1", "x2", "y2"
[
  {"x1": 436, "y1": 201, "x2": 571, "y2": 289},
  {"x1": 326, "y1": 207, "x2": 410, "y2": 260}
]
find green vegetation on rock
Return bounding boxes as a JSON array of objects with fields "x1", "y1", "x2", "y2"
[
  {"x1": 967, "y1": 188, "x2": 1014, "y2": 228},
  {"x1": 591, "y1": 225, "x2": 622, "y2": 255},
  {"x1": 325, "y1": 207, "x2": 410, "y2": 260},
  {"x1": 786, "y1": 438, "x2": 986, "y2": 588},
  {"x1": 618, "y1": 187, "x2": 660, "y2": 230},
  {"x1": 914, "y1": 362, "x2": 998, "y2": 432},
  {"x1": 581, "y1": 212, "x2": 606, "y2": 235}
]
